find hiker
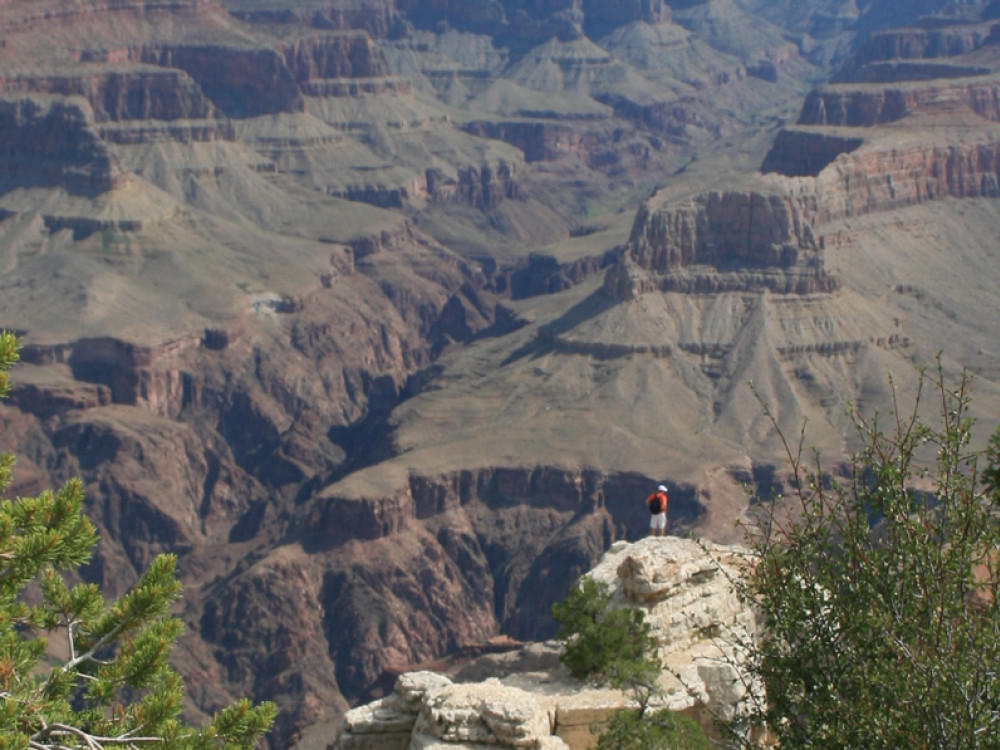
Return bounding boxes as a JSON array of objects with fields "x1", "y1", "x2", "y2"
[{"x1": 647, "y1": 484, "x2": 668, "y2": 536}]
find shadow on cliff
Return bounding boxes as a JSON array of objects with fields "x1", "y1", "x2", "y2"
[{"x1": 501, "y1": 287, "x2": 619, "y2": 365}]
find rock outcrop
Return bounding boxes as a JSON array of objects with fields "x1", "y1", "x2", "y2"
[
  {"x1": 0, "y1": 67, "x2": 219, "y2": 123},
  {"x1": 282, "y1": 33, "x2": 391, "y2": 82},
  {"x1": 760, "y1": 128, "x2": 865, "y2": 177},
  {"x1": 798, "y1": 77, "x2": 1000, "y2": 127},
  {"x1": 604, "y1": 188, "x2": 837, "y2": 298},
  {"x1": 333, "y1": 537, "x2": 756, "y2": 750},
  {"x1": 834, "y1": 22, "x2": 997, "y2": 82},
  {"x1": 612, "y1": 125, "x2": 1000, "y2": 299},
  {"x1": 0, "y1": 96, "x2": 125, "y2": 193},
  {"x1": 392, "y1": 0, "x2": 670, "y2": 42}
]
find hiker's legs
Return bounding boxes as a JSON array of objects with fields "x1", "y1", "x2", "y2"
[{"x1": 650, "y1": 512, "x2": 666, "y2": 537}]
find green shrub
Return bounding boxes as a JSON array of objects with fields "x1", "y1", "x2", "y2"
[
  {"x1": 728, "y1": 366, "x2": 1000, "y2": 749},
  {"x1": 597, "y1": 708, "x2": 713, "y2": 750},
  {"x1": 551, "y1": 576, "x2": 653, "y2": 681},
  {"x1": 552, "y1": 574, "x2": 712, "y2": 750}
]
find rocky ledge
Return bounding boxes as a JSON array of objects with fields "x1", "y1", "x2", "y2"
[{"x1": 332, "y1": 536, "x2": 756, "y2": 750}]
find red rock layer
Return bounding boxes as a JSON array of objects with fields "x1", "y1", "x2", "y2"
[
  {"x1": 281, "y1": 32, "x2": 389, "y2": 82},
  {"x1": 798, "y1": 78, "x2": 1000, "y2": 127},
  {"x1": 0, "y1": 68, "x2": 217, "y2": 122}
]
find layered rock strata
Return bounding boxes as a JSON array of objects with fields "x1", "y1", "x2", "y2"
[
  {"x1": 282, "y1": 33, "x2": 390, "y2": 82},
  {"x1": 834, "y1": 22, "x2": 997, "y2": 82},
  {"x1": 0, "y1": 96, "x2": 125, "y2": 193},
  {"x1": 333, "y1": 536, "x2": 756, "y2": 750},
  {"x1": 392, "y1": 0, "x2": 670, "y2": 42},
  {"x1": 225, "y1": 1, "x2": 401, "y2": 38},
  {"x1": 798, "y1": 77, "x2": 1000, "y2": 127},
  {"x1": 0, "y1": 0, "x2": 225, "y2": 38},
  {"x1": 615, "y1": 14, "x2": 1000, "y2": 303},
  {"x1": 605, "y1": 189, "x2": 837, "y2": 298},
  {"x1": 610, "y1": 126, "x2": 1000, "y2": 300},
  {"x1": 760, "y1": 128, "x2": 864, "y2": 177},
  {"x1": 0, "y1": 68, "x2": 218, "y2": 122}
]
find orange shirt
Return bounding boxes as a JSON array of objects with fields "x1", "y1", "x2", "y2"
[{"x1": 647, "y1": 491, "x2": 668, "y2": 513}]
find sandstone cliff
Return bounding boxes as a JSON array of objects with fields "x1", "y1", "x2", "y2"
[
  {"x1": 605, "y1": 189, "x2": 835, "y2": 298},
  {"x1": 610, "y1": 126, "x2": 1000, "y2": 299},
  {"x1": 834, "y1": 21, "x2": 997, "y2": 82},
  {"x1": 0, "y1": 96, "x2": 125, "y2": 194},
  {"x1": 333, "y1": 536, "x2": 756, "y2": 750},
  {"x1": 798, "y1": 76, "x2": 1000, "y2": 127}
]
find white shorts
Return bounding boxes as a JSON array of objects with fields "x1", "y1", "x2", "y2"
[{"x1": 650, "y1": 512, "x2": 666, "y2": 530}]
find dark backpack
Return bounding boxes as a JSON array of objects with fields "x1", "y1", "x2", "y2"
[{"x1": 648, "y1": 492, "x2": 664, "y2": 515}]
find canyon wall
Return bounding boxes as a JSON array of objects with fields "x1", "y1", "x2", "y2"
[
  {"x1": 282, "y1": 32, "x2": 390, "y2": 81},
  {"x1": 798, "y1": 78, "x2": 1000, "y2": 127},
  {"x1": 226, "y1": 1, "x2": 401, "y2": 38},
  {"x1": 0, "y1": 97, "x2": 125, "y2": 193},
  {"x1": 0, "y1": 68, "x2": 217, "y2": 122},
  {"x1": 760, "y1": 128, "x2": 864, "y2": 177},
  {"x1": 611, "y1": 131, "x2": 1000, "y2": 299},
  {"x1": 605, "y1": 188, "x2": 836, "y2": 298},
  {"x1": 834, "y1": 22, "x2": 997, "y2": 81}
]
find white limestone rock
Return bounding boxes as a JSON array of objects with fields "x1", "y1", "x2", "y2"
[
  {"x1": 343, "y1": 696, "x2": 418, "y2": 734},
  {"x1": 331, "y1": 537, "x2": 758, "y2": 750},
  {"x1": 397, "y1": 671, "x2": 455, "y2": 708},
  {"x1": 413, "y1": 678, "x2": 551, "y2": 748}
]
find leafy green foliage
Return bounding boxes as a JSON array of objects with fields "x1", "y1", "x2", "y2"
[
  {"x1": 0, "y1": 331, "x2": 277, "y2": 750},
  {"x1": 551, "y1": 576, "x2": 653, "y2": 681},
  {"x1": 552, "y1": 575, "x2": 712, "y2": 750},
  {"x1": 597, "y1": 708, "x2": 713, "y2": 750},
  {"x1": 729, "y1": 365, "x2": 1000, "y2": 749}
]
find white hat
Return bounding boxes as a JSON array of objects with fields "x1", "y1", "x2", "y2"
[{"x1": 657, "y1": 485, "x2": 668, "y2": 492}]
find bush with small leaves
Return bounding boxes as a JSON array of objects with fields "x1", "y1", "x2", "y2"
[
  {"x1": 551, "y1": 576, "x2": 653, "y2": 681},
  {"x1": 552, "y1": 573, "x2": 712, "y2": 750},
  {"x1": 726, "y1": 365, "x2": 1000, "y2": 749}
]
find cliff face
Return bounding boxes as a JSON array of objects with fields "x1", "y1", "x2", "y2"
[
  {"x1": 623, "y1": 191, "x2": 817, "y2": 272},
  {"x1": 812, "y1": 137, "x2": 1000, "y2": 218},
  {"x1": 184, "y1": 466, "x2": 688, "y2": 743},
  {"x1": 834, "y1": 23, "x2": 997, "y2": 81},
  {"x1": 798, "y1": 78, "x2": 1000, "y2": 127},
  {"x1": 333, "y1": 536, "x2": 756, "y2": 750},
  {"x1": 462, "y1": 121, "x2": 590, "y2": 163},
  {"x1": 0, "y1": 68, "x2": 218, "y2": 123},
  {"x1": 760, "y1": 128, "x2": 865, "y2": 177},
  {"x1": 281, "y1": 33, "x2": 390, "y2": 82},
  {"x1": 0, "y1": 97, "x2": 125, "y2": 193},
  {"x1": 605, "y1": 188, "x2": 837, "y2": 298},
  {"x1": 226, "y1": 1, "x2": 401, "y2": 37},
  {"x1": 614, "y1": 130, "x2": 1000, "y2": 300},
  {"x1": 0, "y1": 0, "x2": 225, "y2": 36},
  {"x1": 136, "y1": 45, "x2": 306, "y2": 118}
]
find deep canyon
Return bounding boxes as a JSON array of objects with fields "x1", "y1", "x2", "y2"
[{"x1": 1, "y1": 1, "x2": 1000, "y2": 747}]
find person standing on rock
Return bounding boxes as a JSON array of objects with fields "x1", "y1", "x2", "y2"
[{"x1": 647, "y1": 484, "x2": 668, "y2": 536}]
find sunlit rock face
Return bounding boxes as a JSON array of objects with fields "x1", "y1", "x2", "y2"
[{"x1": 333, "y1": 536, "x2": 758, "y2": 750}]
